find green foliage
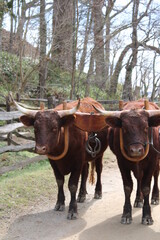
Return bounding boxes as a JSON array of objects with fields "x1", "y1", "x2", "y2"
[
  {"x1": 7, "y1": 0, "x2": 14, "y2": 9},
  {"x1": 0, "y1": 51, "x2": 18, "y2": 82},
  {"x1": 47, "y1": 65, "x2": 71, "y2": 98},
  {"x1": 0, "y1": 0, "x2": 12, "y2": 19},
  {"x1": 0, "y1": 51, "x2": 39, "y2": 93},
  {"x1": 0, "y1": 51, "x2": 123, "y2": 100}
]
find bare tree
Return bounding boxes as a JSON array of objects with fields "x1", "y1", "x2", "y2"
[
  {"x1": 85, "y1": 50, "x2": 94, "y2": 97},
  {"x1": 0, "y1": 1, "x2": 4, "y2": 52},
  {"x1": 92, "y1": 0, "x2": 105, "y2": 88},
  {"x1": 150, "y1": 52, "x2": 160, "y2": 100},
  {"x1": 105, "y1": 0, "x2": 114, "y2": 85},
  {"x1": 78, "y1": 6, "x2": 92, "y2": 74},
  {"x1": 38, "y1": 0, "x2": 47, "y2": 98},
  {"x1": 51, "y1": 0, "x2": 74, "y2": 71}
]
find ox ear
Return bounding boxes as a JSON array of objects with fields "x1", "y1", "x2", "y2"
[
  {"x1": 105, "y1": 116, "x2": 122, "y2": 128},
  {"x1": 60, "y1": 115, "x2": 76, "y2": 127},
  {"x1": 149, "y1": 116, "x2": 160, "y2": 127},
  {"x1": 20, "y1": 115, "x2": 35, "y2": 126}
]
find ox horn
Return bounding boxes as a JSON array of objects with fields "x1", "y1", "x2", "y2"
[
  {"x1": 57, "y1": 98, "x2": 80, "y2": 117},
  {"x1": 147, "y1": 110, "x2": 160, "y2": 117},
  {"x1": 8, "y1": 92, "x2": 38, "y2": 117},
  {"x1": 92, "y1": 104, "x2": 122, "y2": 118}
]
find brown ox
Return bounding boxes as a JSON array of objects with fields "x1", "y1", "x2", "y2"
[
  {"x1": 10, "y1": 95, "x2": 108, "y2": 220},
  {"x1": 94, "y1": 99, "x2": 160, "y2": 225}
]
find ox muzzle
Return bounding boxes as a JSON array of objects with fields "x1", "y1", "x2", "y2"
[
  {"x1": 126, "y1": 142, "x2": 146, "y2": 157},
  {"x1": 35, "y1": 145, "x2": 48, "y2": 155}
]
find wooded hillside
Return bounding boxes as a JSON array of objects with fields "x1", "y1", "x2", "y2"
[{"x1": 0, "y1": 0, "x2": 160, "y2": 101}]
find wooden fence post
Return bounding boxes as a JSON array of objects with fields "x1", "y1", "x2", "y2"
[
  {"x1": 47, "y1": 96, "x2": 56, "y2": 109},
  {"x1": 144, "y1": 99, "x2": 149, "y2": 110},
  {"x1": 16, "y1": 93, "x2": 21, "y2": 102},
  {"x1": 6, "y1": 95, "x2": 12, "y2": 145}
]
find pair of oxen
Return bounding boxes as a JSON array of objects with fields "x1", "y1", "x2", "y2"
[{"x1": 9, "y1": 93, "x2": 160, "y2": 225}]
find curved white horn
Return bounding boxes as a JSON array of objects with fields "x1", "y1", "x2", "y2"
[
  {"x1": 58, "y1": 99, "x2": 80, "y2": 117},
  {"x1": 9, "y1": 92, "x2": 38, "y2": 117},
  {"x1": 92, "y1": 104, "x2": 122, "y2": 118},
  {"x1": 147, "y1": 110, "x2": 160, "y2": 117}
]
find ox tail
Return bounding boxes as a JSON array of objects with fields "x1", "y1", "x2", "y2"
[{"x1": 89, "y1": 161, "x2": 95, "y2": 185}]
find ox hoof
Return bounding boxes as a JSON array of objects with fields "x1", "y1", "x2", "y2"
[
  {"x1": 134, "y1": 200, "x2": 143, "y2": 208},
  {"x1": 54, "y1": 203, "x2": 65, "y2": 211},
  {"x1": 94, "y1": 192, "x2": 102, "y2": 199},
  {"x1": 151, "y1": 198, "x2": 159, "y2": 205},
  {"x1": 67, "y1": 211, "x2": 78, "y2": 220},
  {"x1": 121, "y1": 215, "x2": 132, "y2": 224},
  {"x1": 142, "y1": 216, "x2": 154, "y2": 225},
  {"x1": 77, "y1": 195, "x2": 86, "y2": 203}
]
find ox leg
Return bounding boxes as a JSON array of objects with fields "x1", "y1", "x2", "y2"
[
  {"x1": 77, "y1": 162, "x2": 89, "y2": 203},
  {"x1": 134, "y1": 179, "x2": 143, "y2": 208},
  {"x1": 151, "y1": 164, "x2": 159, "y2": 205},
  {"x1": 141, "y1": 177, "x2": 153, "y2": 225},
  {"x1": 133, "y1": 165, "x2": 143, "y2": 208},
  {"x1": 54, "y1": 177, "x2": 65, "y2": 211},
  {"x1": 49, "y1": 160, "x2": 65, "y2": 211},
  {"x1": 94, "y1": 157, "x2": 103, "y2": 199},
  {"x1": 67, "y1": 171, "x2": 81, "y2": 220},
  {"x1": 120, "y1": 169, "x2": 133, "y2": 224}
]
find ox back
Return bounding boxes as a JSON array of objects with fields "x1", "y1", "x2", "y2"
[
  {"x1": 107, "y1": 99, "x2": 160, "y2": 225},
  {"x1": 19, "y1": 97, "x2": 108, "y2": 220}
]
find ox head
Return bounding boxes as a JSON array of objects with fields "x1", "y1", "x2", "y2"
[
  {"x1": 21, "y1": 111, "x2": 75, "y2": 155},
  {"x1": 9, "y1": 93, "x2": 80, "y2": 156},
  {"x1": 94, "y1": 106, "x2": 160, "y2": 159}
]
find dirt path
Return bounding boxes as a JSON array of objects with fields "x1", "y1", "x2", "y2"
[{"x1": 1, "y1": 153, "x2": 160, "y2": 240}]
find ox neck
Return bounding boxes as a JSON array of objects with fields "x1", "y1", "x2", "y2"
[{"x1": 47, "y1": 126, "x2": 69, "y2": 161}]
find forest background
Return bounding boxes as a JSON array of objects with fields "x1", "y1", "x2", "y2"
[{"x1": 0, "y1": 0, "x2": 160, "y2": 102}]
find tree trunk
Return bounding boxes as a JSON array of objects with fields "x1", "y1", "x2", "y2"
[
  {"x1": 70, "y1": 0, "x2": 78, "y2": 99},
  {"x1": 109, "y1": 44, "x2": 132, "y2": 96},
  {"x1": 122, "y1": 57, "x2": 133, "y2": 100},
  {"x1": 9, "y1": 4, "x2": 14, "y2": 53},
  {"x1": 0, "y1": 1, "x2": 4, "y2": 52},
  {"x1": 39, "y1": 0, "x2": 47, "y2": 98},
  {"x1": 105, "y1": 0, "x2": 114, "y2": 86},
  {"x1": 76, "y1": 5, "x2": 92, "y2": 98},
  {"x1": 122, "y1": 0, "x2": 139, "y2": 100},
  {"x1": 85, "y1": 50, "x2": 94, "y2": 97},
  {"x1": 78, "y1": 8, "x2": 92, "y2": 74},
  {"x1": 16, "y1": 0, "x2": 26, "y2": 56},
  {"x1": 52, "y1": 0, "x2": 74, "y2": 71},
  {"x1": 92, "y1": 0, "x2": 105, "y2": 88}
]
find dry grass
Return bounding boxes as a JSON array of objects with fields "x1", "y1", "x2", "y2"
[{"x1": 0, "y1": 160, "x2": 56, "y2": 219}]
